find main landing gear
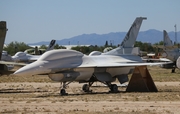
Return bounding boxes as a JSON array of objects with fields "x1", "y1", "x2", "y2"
[
  {"x1": 82, "y1": 82, "x2": 119, "y2": 93},
  {"x1": 82, "y1": 82, "x2": 94, "y2": 92},
  {"x1": 105, "y1": 82, "x2": 118, "y2": 93},
  {"x1": 171, "y1": 67, "x2": 176, "y2": 73},
  {"x1": 60, "y1": 81, "x2": 119, "y2": 95},
  {"x1": 110, "y1": 84, "x2": 118, "y2": 93}
]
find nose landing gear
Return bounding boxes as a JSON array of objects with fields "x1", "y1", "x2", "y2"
[{"x1": 60, "y1": 82, "x2": 71, "y2": 95}]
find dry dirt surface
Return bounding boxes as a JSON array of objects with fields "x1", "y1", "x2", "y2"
[
  {"x1": 0, "y1": 81, "x2": 180, "y2": 114},
  {"x1": 0, "y1": 66, "x2": 180, "y2": 114}
]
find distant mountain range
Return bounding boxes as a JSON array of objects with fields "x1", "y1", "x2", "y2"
[{"x1": 28, "y1": 29, "x2": 180, "y2": 46}]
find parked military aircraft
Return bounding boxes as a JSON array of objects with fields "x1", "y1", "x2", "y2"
[
  {"x1": 160, "y1": 30, "x2": 180, "y2": 72},
  {"x1": 14, "y1": 17, "x2": 164, "y2": 95},
  {"x1": 25, "y1": 39, "x2": 56, "y2": 55},
  {"x1": 1, "y1": 51, "x2": 12, "y2": 61},
  {"x1": 12, "y1": 40, "x2": 56, "y2": 62}
]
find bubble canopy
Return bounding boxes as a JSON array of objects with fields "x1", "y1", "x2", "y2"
[
  {"x1": 38, "y1": 49, "x2": 84, "y2": 61},
  {"x1": 14, "y1": 52, "x2": 26, "y2": 57}
]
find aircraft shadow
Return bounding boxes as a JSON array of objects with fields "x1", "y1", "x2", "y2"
[
  {"x1": 0, "y1": 88, "x2": 31, "y2": 94},
  {"x1": 0, "y1": 88, "x2": 48, "y2": 94},
  {"x1": 36, "y1": 91, "x2": 125, "y2": 98}
]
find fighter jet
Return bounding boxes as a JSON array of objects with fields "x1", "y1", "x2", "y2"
[
  {"x1": 12, "y1": 40, "x2": 56, "y2": 62},
  {"x1": 0, "y1": 21, "x2": 26, "y2": 75},
  {"x1": 160, "y1": 30, "x2": 180, "y2": 72},
  {"x1": 14, "y1": 17, "x2": 164, "y2": 95}
]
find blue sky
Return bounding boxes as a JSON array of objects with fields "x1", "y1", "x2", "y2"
[{"x1": 1, "y1": 0, "x2": 180, "y2": 44}]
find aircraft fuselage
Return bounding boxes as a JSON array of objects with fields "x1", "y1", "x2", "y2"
[{"x1": 14, "y1": 50, "x2": 141, "y2": 82}]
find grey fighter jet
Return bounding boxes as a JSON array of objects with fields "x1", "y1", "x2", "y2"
[
  {"x1": 160, "y1": 30, "x2": 180, "y2": 72},
  {"x1": 14, "y1": 17, "x2": 163, "y2": 95}
]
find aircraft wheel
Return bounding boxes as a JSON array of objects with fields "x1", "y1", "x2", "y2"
[
  {"x1": 60, "y1": 89, "x2": 67, "y2": 95},
  {"x1": 171, "y1": 68, "x2": 175, "y2": 73},
  {"x1": 110, "y1": 84, "x2": 118, "y2": 92},
  {"x1": 82, "y1": 84, "x2": 89, "y2": 92}
]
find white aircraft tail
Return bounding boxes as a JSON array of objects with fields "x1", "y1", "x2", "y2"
[{"x1": 104, "y1": 17, "x2": 146, "y2": 55}]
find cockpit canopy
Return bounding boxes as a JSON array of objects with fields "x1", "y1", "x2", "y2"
[
  {"x1": 14, "y1": 52, "x2": 26, "y2": 57},
  {"x1": 38, "y1": 49, "x2": 84, "y2": 61}
]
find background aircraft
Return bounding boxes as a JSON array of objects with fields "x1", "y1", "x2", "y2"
[
  {"x1": 160, "y1": 30, "x2": 180, "y2": 72},
  {"x1": 14, "y1": 17, "x2": 165, "y2": 96},
  {"x1": 1, "y1": 51, "x2": 12, "y2": 61},
  {"x1": 25, "y1": 39, "x2": 56, "y2": 55},
  {"x1": 12, "y1": 40, "x2": 56, "y2": 62}
]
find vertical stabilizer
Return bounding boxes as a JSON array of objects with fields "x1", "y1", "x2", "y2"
[
  {"x1": 163, "y1": 30, "x2": 173, "y2": 47},
  {"x1": 46, "y1": 39, "x2": 56, "y2": 51},
  {"x1": 121, "y1": 17, "x2": 147, "y2": 48},
  {"x1": 162, "y1": 30, "x2": 180, "y2": 61},
  {"x1": 104, "y1": 17, "x2": 146, "y2": 55},
  {"x1": 0, "y1": 21, "x2": 7, "y2": 59}
]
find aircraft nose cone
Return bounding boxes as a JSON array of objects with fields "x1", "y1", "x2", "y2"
[
  {"x1": 14, "y1": 61, "x2": 50, "y2": 76},
  {"x1": 14, "y1": 65, "x2": 36, "y2": 76}
]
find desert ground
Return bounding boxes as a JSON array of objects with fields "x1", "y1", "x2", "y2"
[{"x1": 0, "y1": 66, "x2": 180, "y2": 114}]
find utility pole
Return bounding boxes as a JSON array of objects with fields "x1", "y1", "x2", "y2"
[{"x1": 174, "y1": 24, "x2": 177, "y2": 44}]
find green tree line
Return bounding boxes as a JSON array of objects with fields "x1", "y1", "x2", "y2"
[{"x1": 3, "y1": 41, "x2": 165, "y2": 55}]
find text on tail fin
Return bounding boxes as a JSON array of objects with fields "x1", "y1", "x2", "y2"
[{"x1": 120, "y1": 17, "x2": 147, "y2": 48}]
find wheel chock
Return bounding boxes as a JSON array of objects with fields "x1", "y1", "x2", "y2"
[{"x1": 126, "y1": 66, "x2": 158, "y2": 92}]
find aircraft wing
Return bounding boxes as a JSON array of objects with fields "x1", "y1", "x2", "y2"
[
  {"x1": 142, "y1": 58, "x2": 172, "y2": 63},
  {"x1": 28, "y1": 57, "x2": 39, "y2": 61},
  {"x1": 0, "y1": 61, "x2": 27, "y2": 66},
  {"x1": 79, "y1": 62, "x2": 169, "y2": 68},
  {"x1": 154, "y1": 45, "x2": 178, "y2": 50}
]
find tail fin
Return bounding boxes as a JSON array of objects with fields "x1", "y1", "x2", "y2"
[
  {"x1": 46, "y1": 39, "x2": 56, "y2": 51},
  {"x1": 120, "y1": 17, "x2": 147, "y2": 48},
  {"x1": 162, "y1": 30, "x2": 179, "y2": 61},
  {"x1": 104, "y1": 17, "x2": 146, "y2": 55},
  {"x1": 0, "y1": 21, "x2": 7, "y2": 59},
  {"x1": 163, "y1": 30, "x2": 173, "y2": 48}
]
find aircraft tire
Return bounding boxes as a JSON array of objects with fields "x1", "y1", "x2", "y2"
[
  {"x1": 171, "y1": 68, "x2": 175, "y2": 73},
  {"x1": 110, "y1": 84, "x2": 118, "y2": 92},
  {"x1": 60, "y1": 89, "x2": 66, "y2": 95},
  {"x1": 82, "y1": 84, "x2": 89, "y2": 92}
]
